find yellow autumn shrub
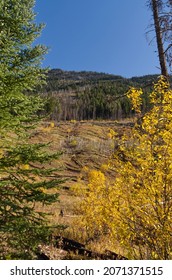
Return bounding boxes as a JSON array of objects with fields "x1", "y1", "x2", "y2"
[{"x1": 75, "y1": 77, "x2": 172, "y2": 259}]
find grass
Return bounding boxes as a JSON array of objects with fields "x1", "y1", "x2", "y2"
[{"x1": 31, "y1": 119, "x2": 133, "y2": 259}]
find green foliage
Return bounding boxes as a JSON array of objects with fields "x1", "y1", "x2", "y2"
[
  {"x1": 0, "y1": 0, "x2": 47, "y2": 91},
  {"x1": 0, "y1": 0, "x2": 63, "y2": 259},
  {"x1": 35, "y1": 69, "x2": 172, "y2": 121},
  {"x1": 43, "y1": 94, "x2": 61, "y2": 120}
]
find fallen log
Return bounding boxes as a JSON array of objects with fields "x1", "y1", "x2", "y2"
[
  {"x1": 55, "y1": 236, "x2": 85, "y2": 250},
  {"x1": 105, "y1": 249, "x2": 128, "y2": 260},
  {"x1": 54, "y1": 236, "x2": 128, "y2": 260},
  {"x1": 35, "y1": 250, "x2": 50, "y2": 260}
]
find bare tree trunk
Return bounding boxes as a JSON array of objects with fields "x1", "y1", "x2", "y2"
[{"x1": 151, "y1": 0, "x2": 168, "y2": 76}]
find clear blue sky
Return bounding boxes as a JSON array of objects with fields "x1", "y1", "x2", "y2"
[{"x1": 34, "y1": 0, "x2": 160, "y2": 78}]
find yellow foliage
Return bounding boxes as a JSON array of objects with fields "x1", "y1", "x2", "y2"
[
  {"x1": 82, "y1": 166, "x2": 89, "y2": 173},
  {"x1": 75, "y1": 77, "x2": 172, "y2": 259},
  {"x1": 70, "y1": 119, "x2": 77, "y2": 124},
  {"x1": 41, "y1": 126, "x2": 51, "y2": 133},
  {"x1": 107, "y1": 132, "x2": 112, "y2": 139},
  {"x1": 39, "y1": 187, "x2": 47, "y2": 193},
  {"x1": 50, "y1": 122, "x2": 55, "y2": 128},
  {"x1": 0, "y1": 149, "x2": 4, "y2": 158},
  {"x1": 88, "y1": 169, "x2": 105, "y2": 185},
  {"x1": 67, "y1": 128, "x2": 72, "y2": 133},
  {"x1": 20, "y1": 164, "x2": 30, "y2": 170},
  {"x1": 69, "y1": 139, "x2": 77, "y2": 147},
  {"x1": 127, "y1": 87, "x2": 143, "y2": 113},
  {"x1": 100, "y1": 164, "x2": 109, "y2": 172},
  {"x1": 107, "y1": 128, "x2": 117, "y2": 139},
  {"x1": 40, "y1": 122, "x2": 55, "y2": 132}
]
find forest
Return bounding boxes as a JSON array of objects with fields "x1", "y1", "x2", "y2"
[{"x1": 36, "y1": 69, "x2": 172, "y2": 121}]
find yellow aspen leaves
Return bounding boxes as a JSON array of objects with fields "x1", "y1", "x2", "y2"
[
  {"x1": 20, "y1": 164, "x2": 30, "y2": 170},
  {"x1": 75, "y1": 77, "x2": 172, "y2": 259},
  {"x1": 107, "y1": 128, "x2": 117, "y2": 139},
  {"x1": 70, "y1": 119, "x2": 77, "y2": 124},
  {"x1": 100, "y1": 164, "x2": 109, "y2": 172},
  {"x1": 0, "y1": 148, "x2": 4, "y2": 158},
  {"x1": 127, "y1": 87, "x2": 143, "y2": 113},
  {"x1": 87, "y1": 169, "x2": 105, "y2": 185},
  {"x1": 50, "y1": 122, "x2": 55, "y2": 128}
]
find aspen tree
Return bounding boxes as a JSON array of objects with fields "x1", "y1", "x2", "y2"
[{"x1": 77, "y1": 77, "x2": 172, "y2": 259}]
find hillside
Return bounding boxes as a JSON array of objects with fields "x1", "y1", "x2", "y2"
[
  {"x1": 31, "y1": 74, "x2": 172, "y2": 259},
  {"x1": 36, "y1": 70, "x2": 166, "y2": 121},
  {"x1": 40, "y1": 69, "x2": 160, "y2": 92},
  {"x1": 31, "y1": 119, "x2": 132, "y2": 259}
]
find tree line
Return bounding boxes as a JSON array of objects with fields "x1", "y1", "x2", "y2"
[
  {"x1": 37, "y1": 72, "x2": 172, "y2": 121},
  {"x1": 37, "y1": 73, "x2": 167, "y2": 121}
]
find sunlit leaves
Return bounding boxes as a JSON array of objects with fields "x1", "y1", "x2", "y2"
[
  {"x1": 76, "y1": 77, "x2": 172, "y2": 259},
  {"x1": 127, "y1": 87, "x2": 143, "y2": 113}
]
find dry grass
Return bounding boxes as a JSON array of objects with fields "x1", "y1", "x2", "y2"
[{"x1": 31, "y1": 119, "x2": 133, "y2": 258}]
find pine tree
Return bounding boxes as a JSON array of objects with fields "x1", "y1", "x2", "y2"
[{"x1": 0, "y1": 0, "x2": 63, "y2": 259}]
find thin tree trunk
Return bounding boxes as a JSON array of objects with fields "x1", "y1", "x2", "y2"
[{"x1": 151, "y1": 0, "x2": 168, "y2": 76}]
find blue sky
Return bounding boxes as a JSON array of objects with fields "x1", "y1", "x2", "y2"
[{"x1": 34, "y1": 0, "x2": 160, "y2": 78}]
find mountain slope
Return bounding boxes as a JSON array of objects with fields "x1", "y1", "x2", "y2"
[{"x1": 36, "y1": 69, "x2": 171, "y2": 121}]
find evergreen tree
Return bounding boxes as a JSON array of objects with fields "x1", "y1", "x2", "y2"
[{"x1": 0, "y1": 0, "x2": 63, "y2": 259}]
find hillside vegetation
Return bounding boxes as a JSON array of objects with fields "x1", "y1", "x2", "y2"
[
  {"x1": 36, "y1": 69, "x2": 171, "y2": 121},
  {"x1": 30, "y1": 118, "x2": 132, "y2": 259}
]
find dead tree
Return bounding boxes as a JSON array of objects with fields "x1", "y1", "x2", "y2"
[{"x1": 150, "y1": 0, "x2": 169, "y2": 76}]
